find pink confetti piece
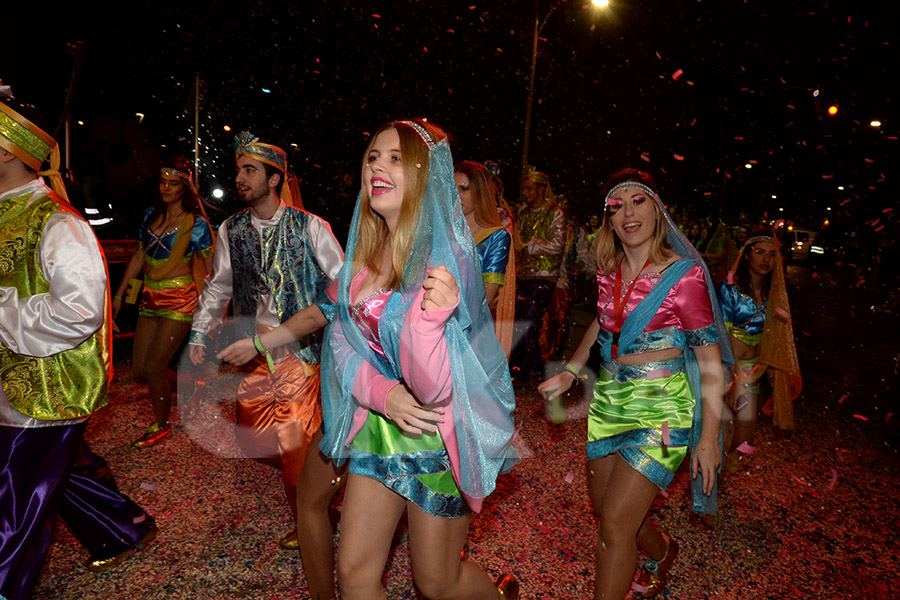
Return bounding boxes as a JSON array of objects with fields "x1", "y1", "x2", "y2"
[
  {"x1": 661, "y1": 421, "x2": 672, "y2": 446},
  {"x1": 837, "y1": 449, "x2": 846, "y2": 463},
  {"x1": 631, "y1": 582, "x2": 649, "y2": 594},
  {"x1": 564, "y1": 472, "x2": 575, "y2": 484},
  {"x1": 673, "y1": 153, "x2": 684, "y2": 161},
  {"x1": 133, "y1": 513, "x2": 147, "y2": 524},
  {"x1": 726, "y1": 270, "x2": 734, "y2": 285},
  {"x1": 791, "y1": 474, "x2": 809, "y2": 486},
  {"x1": 852, "y1": 414, "x2": 869, "y2": 421},
  {"x1": 659, "y1": 489, "x2": 669, "y2": 498},
  {"x1": 827, "y1": 469, "x2": 838, "y2": 490},
  {"x1": 838, "y1": 393, "x2": 849, "y2": 404},
  {"x1": 775, "y1": 307, "x2": 790, "y2": 320},
  {"x1": 736, "y1": 442, "x2": 755, "y2": 454},
  {"x1": 672, "y1": 68, "x2": 683, "y2": 80},
  {"x1": 140, "y1": 482, "x2": 158, "y2": 492},
  {"x1": 640, "y1": 152, "x2": 650, "y2": 162}
]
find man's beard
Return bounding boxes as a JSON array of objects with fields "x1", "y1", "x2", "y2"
[{"x1": 238, "y1": 185, "x2": 267, "y2": 206}]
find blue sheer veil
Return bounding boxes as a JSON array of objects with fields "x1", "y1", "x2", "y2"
[
  {"x1": 604, "y1": 180, "x2": 734, "y2": 516},
  {"x1": 319, "y1": 120, "x2": 520, "y2": 503}
]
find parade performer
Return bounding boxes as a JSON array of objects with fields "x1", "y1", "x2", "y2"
[
  {"x1": 539, "y1": 169, "x2": 731, "y2": 599},
  {"x1": 0, "y1": 96, "x2": 157, "y2": 600},
  {"x1": 318, "y1": 119, "x2": 519, "y2": 599},
  {"x1": 454, "y1": 160, "x2": 516, "y2": 357},
  {"x1": 718, "y1": 227, "x2": 802, "y2": 472},
  {"x1": 112, "y1": 156, "x2": 214, "y2": 447},
  {"x1": 188, "y1": 132, "x2": 345, "y2": 584},
  {"x1": 511, "y1": 168, "x2": 566, "y2": 380}
]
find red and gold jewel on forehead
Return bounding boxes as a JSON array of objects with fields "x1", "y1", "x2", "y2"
[{"x1": 161, "y1": 167, "x2": 191, "y2": 181}]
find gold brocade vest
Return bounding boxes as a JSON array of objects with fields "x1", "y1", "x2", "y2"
[
  {"x1": 518, "y1": 204, "x2": 561, "y2": 274},
  {"x1": 0, "y1": 189, "x2": 112, "y2": 420}
]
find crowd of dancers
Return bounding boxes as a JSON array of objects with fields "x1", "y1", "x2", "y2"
[{"x1": 1, "y1": 89, "x2": 802, "y2": 600}]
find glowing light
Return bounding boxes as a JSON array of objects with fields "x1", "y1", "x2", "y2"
[
  {"x1": 223, "y1": 125, "x2": 231, "y2": 132},
  {"x1": 135, "y1": 112, "x2": 145, "y2": 123},
  {"x1": 744, "y1": 163, "x2": 752, "y2": 169},
  {"x1": 592, "y1": 0, "x2": 609, "y2": 6},
  {"x1": 77, "y1": 120, "x2": 84, "y2": 126},
  {"x1": 870, "y1": 120, "x2": 882, "y2": 128},
  {"x1": 212, "y1": 188, "x2": 225, "y2": 199},
  {"x1": 771, "y1": 194, "x2": 777, "y2": 199},
  {"x1": 827, "y1": 105, "x2": 839, "y2": 116}
]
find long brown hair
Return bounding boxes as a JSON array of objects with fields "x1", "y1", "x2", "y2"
[
  {"x1": 454, "y1": 160, "x2": 501, "y2": 229},
  {"x1": 150, "y1": 156, "x2": 206, "y2": 225},
  {"x1": 594, "y1": 168, "x2": 672, "y2": 273},
  {"x1": 734, "y1": 226, "x2": 776, "y2": 300},
  {"x1": 352, "y1": 119, "x2": 448, "y2": 289}
]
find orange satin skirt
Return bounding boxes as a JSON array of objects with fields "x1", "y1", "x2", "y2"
[{"x1": 235, "y1": 354, "x2": 322, "y2": 516}]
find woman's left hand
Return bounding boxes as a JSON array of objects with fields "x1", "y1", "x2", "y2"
[
  {"x1": 421, "y1": 265, "x2": 459, "y2": 311},
  {"x1": 216, "y1": 338, "x2": 258, "y2": 366},
  {"x1": 691, "y1": 438, "x2": 721, "y2": 496}
]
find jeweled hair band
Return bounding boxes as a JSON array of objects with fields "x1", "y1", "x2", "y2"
[
  {"x1": 160, "y1": 167, "x2": 191, "y2": 181},
  {"x1": 745, "y1": 235, "x2": 776, "y2": 246},
  {"x1": 397, "y1": 120, "x2": 435, "y2": 148},
  {"x1": 605, "y1": 181, "x2": 660, "y2": 204}
]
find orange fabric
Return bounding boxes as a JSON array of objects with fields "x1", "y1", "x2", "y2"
[
  {"x1": 139, "y1": 280, "x2": 197, "y2": 317},
  {"x1": 494, "y1": 246, "x2": 516, "y2": 359},
  {"x1": 236, "y1": 355, "x2": 322, "y2": 517}
]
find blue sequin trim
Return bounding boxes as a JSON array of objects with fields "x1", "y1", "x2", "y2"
[
  {"x1": 586, "y1": 427, "x2": 691, "y2": 489},
  {"x1": 350, "y1": 449, "x2": 469, "y2": 519},
  {"x1": 601, "y1": 356, "x2": 685, "y2": 382},
  {"x1": 685, "y1": 322, "x2": 718, "y2": 347}
]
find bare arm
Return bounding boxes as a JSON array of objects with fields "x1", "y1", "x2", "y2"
[
  {"x1": 216, "y1": 303, "x2": 329, "y2": 366},
  {"x1": 691, "y1": 343, "x2": 726, "y2": 495},
  {"x1": 537, "y1": 317, "x2": 600, "y2": 400}
]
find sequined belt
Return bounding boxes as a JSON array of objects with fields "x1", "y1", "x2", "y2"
[{"x1": 601, "y1": 355, "x2": 685, "y2": 383}]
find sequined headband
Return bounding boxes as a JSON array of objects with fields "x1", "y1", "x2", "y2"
[
  {"x1": 745, "y1": 235, "x2": 776, "y2": 246},
  {"x1": 525, "y1": 170, "x2": 550, "y2": 185},
  {"x1": 161, "y1": 167, "x2": 191, "y2": 181},
  {"x1": 234, "y1": 131, "x2": 287, "y2": 173},
  {"x1": 0, "y1": 101, "x2": 55, "y2": 171},
  {"x1": 397, "y1": 120, "x2": 434, "y2": 148},
  {"x1": 604, "y1": 181, "x2": 660, "y2": 204}
]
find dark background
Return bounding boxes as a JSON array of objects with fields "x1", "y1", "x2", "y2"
[{"x1": 5, "y1": 0, "x2": 897, "y2": 244}]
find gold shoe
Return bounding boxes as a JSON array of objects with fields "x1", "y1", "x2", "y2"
[
  {"x1": 86, "y1": 525, "x2": 158, "y2": 573},
  {"x1": 635, "y1": 536, "x2": 678, "y2": 599},
  {"x1": 279, "y1": 529, "x2": 299, "y2": 550},
  {"x1": 495, "y1": 573, "x2": 519, "y2": 600},
  {"x1": 725, "y1": 451, "x2": 741, "y2": 474},
  {"x1": 132, "y1": 422, "x2": 172, "y2": 448}
]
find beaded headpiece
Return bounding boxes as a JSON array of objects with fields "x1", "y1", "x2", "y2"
[
  {"x1": 397, "y1": 120, "x2": 435, "y2": 148},
  {"x1": 161, "y1": 167, "x2": 192, "y2": 182},
  {"x1": 604, "y1": 181, "x2": 660, "y2": 207},
  {"x1": 233, "y1": 131, "x2": 287, "y2": 173},
  {"x1": 524, "y1": 168, "x2": 550, "y2": 185},
  {"x1": 745, "y1": 235, "x2": 777, "y2": 247}
]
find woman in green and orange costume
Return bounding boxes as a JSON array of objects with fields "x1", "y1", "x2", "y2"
[{"x1": 113, "y1": 156, "x2": 214, "y2": 447}]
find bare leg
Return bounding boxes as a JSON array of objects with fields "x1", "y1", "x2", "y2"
[
  {"x1": 138, "y1": 317, "x2": 192, "y2": 425},
  {"x1": 297, "y1": 428, "x2": 347, "y2": 600},
  {"x1": 337, "y1": 474, "x2": 406, "y2": 600},
  {"x1": 407, "y1": 503, "x2": 496, "y2": 600},
  {"x1": 588, "y1": 455, "x2": 664, "y2": 600},
  {"x1": 730, "y1": 386, "x2": 759, "y2": 451}
]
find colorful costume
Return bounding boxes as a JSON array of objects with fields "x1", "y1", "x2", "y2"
[
  {"x1": 0, "y1": 180, "x2": 155, "y2": 600},
  {"x1": 512, "y1": 173, "x2": 566, "y2": 378},
  {"x1": 719, "y1": 238, "x2": 802, "y2": 430},
  {"x1": 136, "y1": 206, "x2": 214, "y2": 322},
  {"x1": 189, "y1": 200, "x2": 343, "y2": 518},
  {"x1": 320, "y1": 122, "x2": 519, "y2": 517},
  {"x1": 474, "y1": 226, "x2": 515, "y2": 358},
  {"x1": 588, "y1": 181, "x2": 733, "y2": 517}
]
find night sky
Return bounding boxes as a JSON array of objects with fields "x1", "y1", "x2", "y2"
[{"x1": 6, "y1": 0, "x2": 898, "y2": 240}]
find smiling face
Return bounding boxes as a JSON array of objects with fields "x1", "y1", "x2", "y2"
[
  {"x1": 364, "y1": 127, "x2": 405, "y2": 224},
  {"x1": 747, "y1": 240, "x2": 777, "y2": 277},
  {"x1": 605, "y1": 186, "x2": 658, "y2": 248},
  {"x1": 455, "y1": 172, "x2": 474, "y2": 216}
]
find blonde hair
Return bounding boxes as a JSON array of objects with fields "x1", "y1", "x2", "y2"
[
  {"x1": 353, "y1": 119, "x2": 447, "y2": 289},
  {"x1": 454, "y1": 160, "x2": 501, "y2": 229},
  {"x1": 594, "y1": 169, "x2": 673, "y2": 274}
]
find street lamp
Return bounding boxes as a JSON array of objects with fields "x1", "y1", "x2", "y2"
[{"x1": 520, "y1": 0, "x2": 609, "y2": 190}]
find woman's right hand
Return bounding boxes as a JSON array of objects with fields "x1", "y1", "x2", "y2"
[
  {"x1": 537, "y1": 372, "x2": 575, "y2": 401},
  {"x1": 111, "y1": 297, "x2": 123, "y2": 319},
  {"x1": 385, "y1": 383, "x2": 445, "y2": 435}
]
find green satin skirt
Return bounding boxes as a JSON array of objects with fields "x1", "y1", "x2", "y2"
[
  {"x1": 350, "y1": 411, "x2": 468, "y2": 518},
  {"x1": 587, "y1": 357, "x2": 695, "y2": 489}
]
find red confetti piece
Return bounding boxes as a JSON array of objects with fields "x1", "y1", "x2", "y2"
[
  {"x1": 886, "y1": 413, "x2": 893, "y2": 423},
  {"x1": 812, "y1": 272, "x2": 819, "y2": 279},
  {"x1": 775, "y1": 307, "x2": 790, "y2": 320},
  {"x1": 791, "y1": 474, "x2": 809, "y2": 486},
  {"x1": 640, "y1": 153, "x2": 650, "y2": 162},
  {"x1": 631, "y1": 582, "x2": 649, "y2": 593},
  {"x1": 883, "y1": 207, "x2": 893, "y2": 213},
  {"x1": 852, "y1": 414, "x2": 869, "y2": 421},
  {"x1": 838, "y1": 393, "x2": 849, "y2": 404},
  {"x1": 827, "y1": 469, "x2": 838, "y2": 490},
  {"x1": 838, "y1": 449, "x2": 845, "y2": 463},
  {"x1": 661, "y1": 421, "x2": 672, "y2": 445},
  {"x1": 736, "y1": 442, "x2": 755, "y2": 454},
  {"x1": 672, "y1": 69, "x2": 683, "y2": 80},
  {"x1": 564, "y1": 472, "x2": 575, "y2": 484},
  {"x1": 673, "y1": 153, "x2": 684, "y2": 161}
]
